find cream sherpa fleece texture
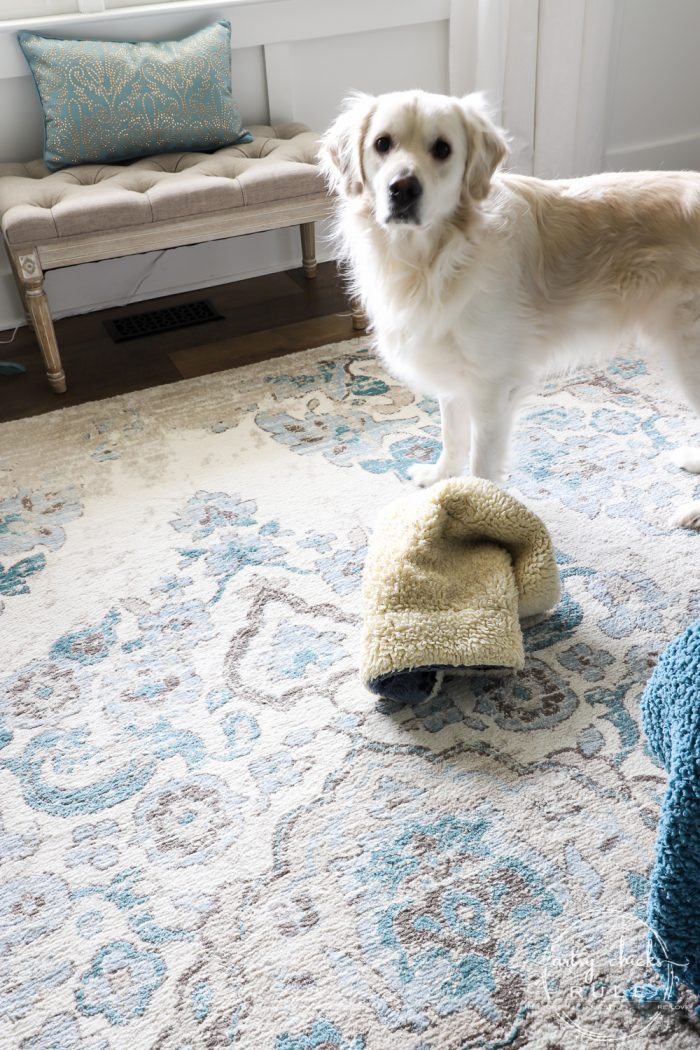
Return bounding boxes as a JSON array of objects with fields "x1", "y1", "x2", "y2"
[{"x1": 361, "y1": 478, "x2": 561, "y2": 700}]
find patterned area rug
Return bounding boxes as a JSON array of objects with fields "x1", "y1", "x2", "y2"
[{"x1": 1, "y1": 338, "x2": 699, "y2": 1050}]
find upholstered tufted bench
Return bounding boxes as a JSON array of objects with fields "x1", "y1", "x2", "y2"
[{"x1": 0, "y1": 123, "x2": 344, "y2": 393}]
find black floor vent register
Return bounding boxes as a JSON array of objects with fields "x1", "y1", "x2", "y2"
[{"x1": 105, "y1": 300, "x2": 223, "y2": 342}]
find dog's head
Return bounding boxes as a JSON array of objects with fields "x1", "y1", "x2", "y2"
[{"x1": 320, "y1": 90, "x2": 507, "y2": 229}]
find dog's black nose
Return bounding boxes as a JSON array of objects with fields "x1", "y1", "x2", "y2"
[{"x1": 389, "y1": 175, "x2": 423, "y2": 213}]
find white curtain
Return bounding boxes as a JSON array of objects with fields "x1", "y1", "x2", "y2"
[
  {"x1": 449, "y1": 0, "x2": 539, "y2": 174},
  {"x1": 534, "y1": 0, "x2": 619, "y2": 178},
  {"x1": 449, "y1": 0, "x2": 619, "y2": 178}
]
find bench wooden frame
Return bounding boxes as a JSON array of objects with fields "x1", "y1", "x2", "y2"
[{"x1": 5, "y1": 191, "x2": 366, "y2": 393}]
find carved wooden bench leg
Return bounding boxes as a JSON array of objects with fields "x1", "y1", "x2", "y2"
[
  {"x1": 351, "y1": 298, "x2": 368, "y2": 331},
  {"x1": 6, "y1": 248, "x2": 33, "y2": 332},
  {"x1": 14, "y1": 248, "x2": 66, "y2": 393},
  {"x1": 299, "y1": 222, "x2": 317, "y2": 279}
]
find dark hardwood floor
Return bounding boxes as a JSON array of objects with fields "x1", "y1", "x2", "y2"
[{"x1": 0, "y1": 261, "x2": 357, "y2": 423}]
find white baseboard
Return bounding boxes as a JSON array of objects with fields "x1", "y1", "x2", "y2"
[{"x1": 604, "y1": 131, "x2": 700, "y2": 171}]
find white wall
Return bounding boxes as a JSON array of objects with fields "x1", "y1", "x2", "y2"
[
  {"x1": 604, "y1": 0, "x2": 700, "y2": 171},
  {"x1": 0, "y1": 0, "x2": 449, "y2": 330}
]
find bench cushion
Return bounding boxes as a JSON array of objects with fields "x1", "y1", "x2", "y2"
[{"x1": 0, "y1": 123, "x2": 324, "y2": 246}]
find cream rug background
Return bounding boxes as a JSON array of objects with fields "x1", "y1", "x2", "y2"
[{"x1": 1, "y1": 338, "x2": 699, "y2": 1049}]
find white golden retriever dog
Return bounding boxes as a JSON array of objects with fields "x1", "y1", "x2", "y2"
[{"x1": 320, "y1": 90, "x2": 700, "y2": 529}]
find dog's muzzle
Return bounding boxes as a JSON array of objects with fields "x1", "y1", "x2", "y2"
[{"x1": 388, "y1": 174, "x2": 422, "y2": 223}]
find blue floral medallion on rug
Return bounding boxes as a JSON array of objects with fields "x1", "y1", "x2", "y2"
[{"x1": 1, "y1": 339, "x2": 699, "y2": 1048}]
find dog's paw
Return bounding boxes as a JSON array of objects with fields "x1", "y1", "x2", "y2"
[
  {"x1": 408, "y1": 462, "x2": 455, "y2": 488},
  {"x1": 670, "y1": 501, "x2": 700, "y2": 530},
  {"x1": 669, "y1": 446, "x2": 700, "y2": 473}
]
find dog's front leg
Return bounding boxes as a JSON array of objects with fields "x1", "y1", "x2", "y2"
[
  {"x1": 468, "y1": 385, "x2": 519, "y2": 485},
  {"x1": 409, "y1": 393, "x2": 471, "y2": 487}
]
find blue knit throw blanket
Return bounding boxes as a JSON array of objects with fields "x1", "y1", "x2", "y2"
[{"x1": 627, "y1": 620, "x2": 700, "y2": 1008}]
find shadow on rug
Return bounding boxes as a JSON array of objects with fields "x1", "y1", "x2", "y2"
[{"x1": 1, "y1": 338, "x2": 699, "y2": 1049}]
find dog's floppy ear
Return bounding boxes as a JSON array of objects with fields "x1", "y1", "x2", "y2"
[
  {"x1": 319, "y1": 93, "x2": 377, "y2": 198},
  {"x1": 459, "y1": 93, "x2": 508, "y2": 201}
]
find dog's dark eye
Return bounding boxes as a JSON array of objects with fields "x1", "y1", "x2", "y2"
[
  {"x1": 375, "y1": 135, "x2": 392, "y2": 154},
  {"x1": 431, "y1": 138, "x2": 451, "y2": 160}
]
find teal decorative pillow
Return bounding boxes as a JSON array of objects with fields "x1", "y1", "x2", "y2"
[{"x1": 18, "y1": 20, "x2": 252, "y2": 172}]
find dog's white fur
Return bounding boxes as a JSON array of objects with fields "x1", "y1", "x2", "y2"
[{"x1": 320, "y1": 89, "x2": 700, "y2": 530}]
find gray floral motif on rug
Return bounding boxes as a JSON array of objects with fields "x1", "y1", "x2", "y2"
[{"x1": 1, "y1": 339, "x2": 698, "y2": 1049}]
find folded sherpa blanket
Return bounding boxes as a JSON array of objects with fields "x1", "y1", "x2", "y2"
[
  {"x1": 360, "y1": 477, "x2": 561, "y2": 702},
  {"x1": 627, "y1": 620, "x2": 700, "y2": 1007}
]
